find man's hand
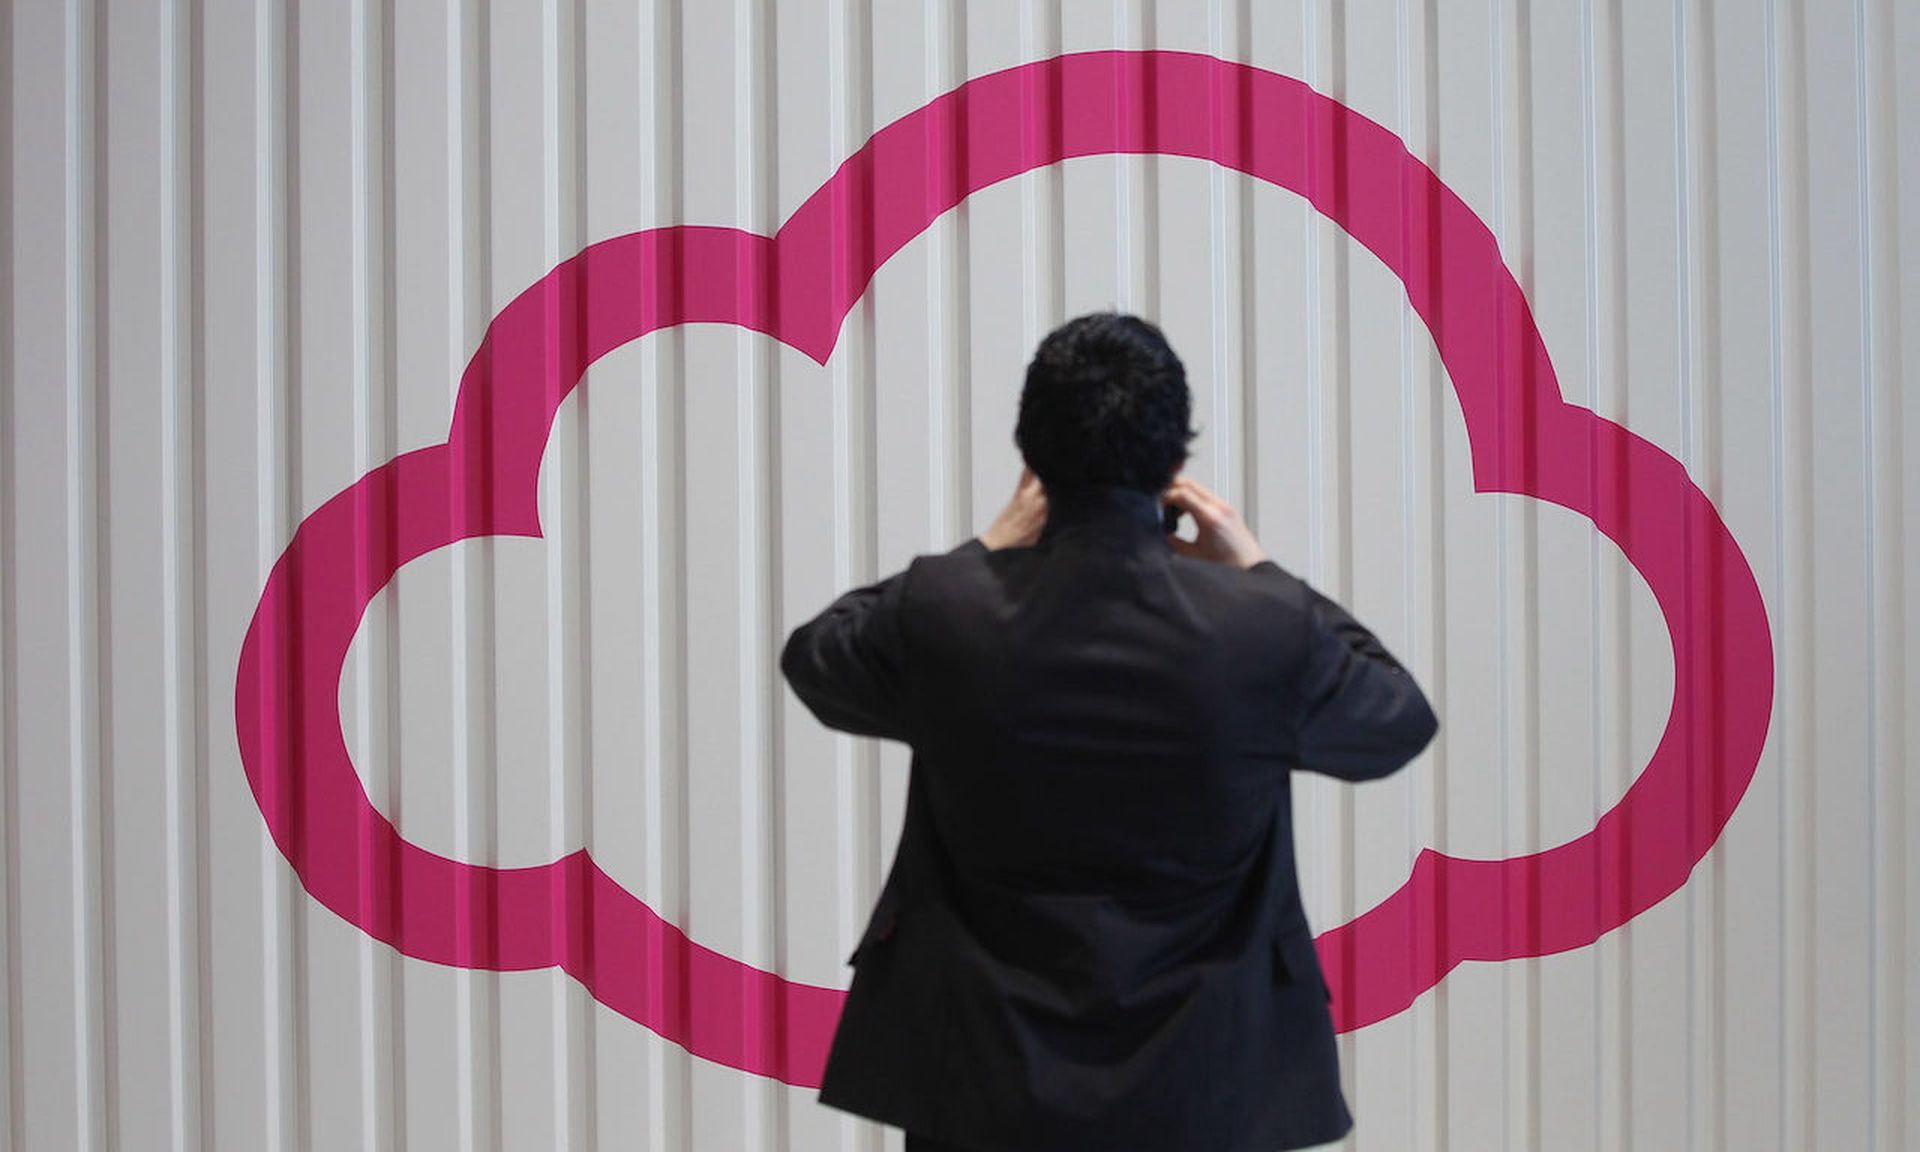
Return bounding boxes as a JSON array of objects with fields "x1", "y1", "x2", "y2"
[
  {"x1": 978, "y1": 465, "x2": 1049, "y2": 551},
  {"x1": 1160, "y1": 474, "x2": 1268, "y2": 569}
]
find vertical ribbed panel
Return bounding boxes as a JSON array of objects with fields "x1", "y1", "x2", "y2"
[
  {"x1": 0, "y1": 0, "x2": 19, "y2": 1140},
  {"x1": 1, "y1": 2, "x2": 1915, "y2": 1149}
]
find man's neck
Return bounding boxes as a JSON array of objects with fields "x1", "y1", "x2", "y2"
[{"x1": 1037, "y1": 482, "x2": 1167, "y2": 547}]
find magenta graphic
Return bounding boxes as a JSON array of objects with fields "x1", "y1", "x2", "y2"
[{"x1": 234, "y1": 50, "x2": 1774, "y2": 1087}]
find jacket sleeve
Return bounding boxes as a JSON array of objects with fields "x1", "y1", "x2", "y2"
[
  {"x1": 1251, "y1": 560, "x2": 1439, "y2": 781},
  {"x1": 780, "y1": 537, "x2": 988, "y2": 743}
]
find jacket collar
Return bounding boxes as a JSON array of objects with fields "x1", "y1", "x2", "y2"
[{"x1": 1038, "y1": 481, "x2": 1170, "y2": 550}]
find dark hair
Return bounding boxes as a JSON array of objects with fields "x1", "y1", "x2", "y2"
[{"x1": 1014, "y1": 311, "x2": 1197, "y2": 494}]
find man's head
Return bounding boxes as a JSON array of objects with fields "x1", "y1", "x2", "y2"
[{"x1": 1014, "y1": 311, "x2": 1197, "y2": 495}]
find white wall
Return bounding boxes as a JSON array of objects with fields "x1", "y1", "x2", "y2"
[{"x1": 3, "y1": 1, "x2": 1917, "y2": 1150}]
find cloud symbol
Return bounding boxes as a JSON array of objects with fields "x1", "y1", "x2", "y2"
[{"x1": 234, "y1": 49, "x2": 1774, "y2": 1087}]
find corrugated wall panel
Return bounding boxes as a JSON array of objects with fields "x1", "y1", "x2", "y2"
[{"x1": 2, "y1": 2, "x2": 1915, "y2": 1150}]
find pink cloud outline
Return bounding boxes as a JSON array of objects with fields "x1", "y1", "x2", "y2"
[{"x1": 233, "y1": 49, "x2": 1774, "y2": 1087}]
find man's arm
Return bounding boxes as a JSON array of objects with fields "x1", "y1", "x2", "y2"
[
  {"x1": 779, "y1": 538, "x2": 988, "y2": 743},
  {"x1": 1251, "y1": 560, "x2": 1439, "y2": 781}
]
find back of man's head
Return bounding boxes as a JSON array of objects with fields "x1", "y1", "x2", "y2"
[{"x1": 1015, "y1": 311, "x2": 1197, "y2": 496}]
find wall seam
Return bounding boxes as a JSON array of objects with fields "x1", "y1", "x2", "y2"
[
  {"x1": 1851, "y1": 0, "x2": 1907, "y2": 1143},
  {"x1": 1418, "y1": 0, "x2": 1449, "y2": 1144},
  {"x1": 1669, "y1": 2, "x2": 1700, "y2": 1149},
  {"x1": 159, "y1": 0, "x2": 212, "y2": 1148},
  {"x1": 252, "y1": 0, "x2": 309, "y2": 1148},
  {"x1": 1234, "y1": 0, "x2": 1254, "y2": 537},
  {"x1": 1857, "y1": 1, "x2": 1907, "y2": 1149},
  {"x1": 0, "y1": 0, "x2": 21, "y2": 1142},
  {"x1": 63, "y1": 0, "x2": 117, "y2": 1147}
]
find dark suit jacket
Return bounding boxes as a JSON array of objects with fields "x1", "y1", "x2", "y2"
[{"x1": 780, "y1": 482, "x2": 1438, "y2": 1152}]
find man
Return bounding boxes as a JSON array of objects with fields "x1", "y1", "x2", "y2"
[{"x1": 780, "y1": 312, "x2": 1438, "y2": 1151}]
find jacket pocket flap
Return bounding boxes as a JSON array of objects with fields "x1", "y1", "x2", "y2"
[
  {"x1": 1272, "y1": 931, "x2": 1333, "y2": 1003},
  {"x1": 1269, "y1": 934, "x2": 1297, "y2": 984}
]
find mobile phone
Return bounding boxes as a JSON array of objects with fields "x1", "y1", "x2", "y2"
[{"x1": 1162, "y1": 503, "x2": 1184, "y2": 536}]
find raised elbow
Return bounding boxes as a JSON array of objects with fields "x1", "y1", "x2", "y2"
[
  {"x1": 779, "y1": 624, "x2": 815, "y2": 696},
  {"x1": 1408, "y1": 693, "x2": 1439, "y2": 755},
  {"x1": 1371, "y1": 689, "x2": 1439, "y2": 778}
]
